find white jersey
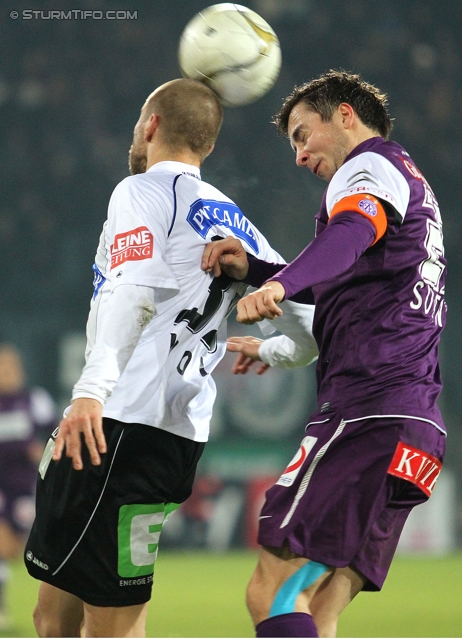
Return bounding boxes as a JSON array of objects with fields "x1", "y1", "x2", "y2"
[
  {"x1": 73, "y1": 161, "x2": 316, "y2": 442},
  {"x1": 258, "y1": 301, "x2": 318, "y2": 369}
]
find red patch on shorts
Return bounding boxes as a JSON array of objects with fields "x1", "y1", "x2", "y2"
[
  {"x1": 111, "y1": 226, "x2": 153, "y2": 269},
  {"x1": 387, "y1": 441, "x2": 442, "y2": 497}
]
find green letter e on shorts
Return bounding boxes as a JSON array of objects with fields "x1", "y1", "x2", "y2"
[{"x1": 118, "y1": 503, "x2": 178, "y2": 578}]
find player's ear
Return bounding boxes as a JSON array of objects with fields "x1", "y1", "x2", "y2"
[
  {"x1": 145, "y1": 113, "x2": 160, "y2": 142},
  {"x1": 338, "y1": 103, "x2": 355, "y2": 130}
]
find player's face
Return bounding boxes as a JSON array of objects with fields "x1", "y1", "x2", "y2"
[
  {"x1": 288, "y1": 102, "x2": 351, "y2": 182},
  {"x1": 0, "y1": 349, "x2": 25, "y2": 395},
  {"x1": 128, "y1": 116, "x2": 148, "y2": 175}
]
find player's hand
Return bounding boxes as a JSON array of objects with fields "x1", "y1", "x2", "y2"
[
  {"x1": 227, "y1": 336, "x2": 270, "y2": 375},
  {"x1": 52, "y1": 398, "x2": 106, "y2": 470},
  {"x1": 201, "y1": 237, "x2": 249, "y2": 279},
  {"x1": 236, "y1": 281, "x2": 285, "y2": 324}
]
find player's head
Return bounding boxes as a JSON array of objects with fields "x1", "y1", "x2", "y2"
[
  {"x1": 273, "y1": 70, "x2": 393, "y2": 181},
  {"x1": 0, "y1": 344, "x2": 25, "y2": 395},
  {"x1": 129, "y1": 78, "x2": 223, "y2": 175}
]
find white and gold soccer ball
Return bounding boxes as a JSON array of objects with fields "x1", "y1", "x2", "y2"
[{"x1": 178, "y1": 3, "x2": 281, "y2": 107}]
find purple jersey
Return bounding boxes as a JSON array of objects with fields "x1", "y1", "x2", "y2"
[
  {"x1": 0, "y1": 388, "x2": 57, "y2": 479},
  {"x1": 253, "y1": 137, "x2": 446, "y2": 431},
  {"x1": 0, "y1": 387, "x2": 57, "y2": 532}
]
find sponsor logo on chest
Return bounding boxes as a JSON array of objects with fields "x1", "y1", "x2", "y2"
[
  {"x1": 110, "y1": 226, "x2": 153, "y2": 269},
  {"x1": 187, "y1": 199, "x2": 259, "y2": 253},
  {"x1": 387, "y1": 441, "x2": 442, "y2": 497}
]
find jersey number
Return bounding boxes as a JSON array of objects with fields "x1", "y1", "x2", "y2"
[
  {"x1": 420, "y1": 219, "x2": 445, "y2": 290},
  {"x1": 172, "y1": 274, "x2": 235, "y2": 376}
]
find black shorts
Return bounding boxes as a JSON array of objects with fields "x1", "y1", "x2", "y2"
[{"x1": 24, "y1": 418, "x2": 204, "y2": 607}]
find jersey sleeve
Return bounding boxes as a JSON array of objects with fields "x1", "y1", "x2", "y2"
[
  {"x1": 106, "y1": 176, "x2": 180, "y2": 301},
  {"x1": 260, "y1": 300, "x2": 319, "y2": 367},
  {"x1": 330, "y1": 194, "x2": 387, "y2": 245},
  {"x1": 269, "y1": 212, "x2": 375, "y2": 300},
  {"x1": 73, "y1": 284, "x2": 156, "y2": 404},
  {"x1": 327, "y1": 151, "x2": 411, "y2": 230},
  {"x1": 259, "y1": 334, "x2": 318, "y2": 369}
]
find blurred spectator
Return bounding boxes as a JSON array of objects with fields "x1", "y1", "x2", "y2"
[{"x1": 0, "y1": 344, "x2": 57, "y2": 630}]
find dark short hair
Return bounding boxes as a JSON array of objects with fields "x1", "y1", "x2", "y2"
[{"x1": 274, "y1": 69, "x2": 393, "y2": 139}]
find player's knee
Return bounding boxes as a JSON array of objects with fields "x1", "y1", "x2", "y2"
[
  {"x1": 246, "y1": 573, "x2": 270, "y2": 623},
  {"x1": 33, "y1": 603, "x2": 51, "y2": 637},
  {"x1": 247, "y1": 560, "x2": 331, "y2": 626}
]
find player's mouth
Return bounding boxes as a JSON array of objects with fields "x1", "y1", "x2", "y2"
[{"x1": 312, "y1": 161, "x2": 321, "y2": 176}]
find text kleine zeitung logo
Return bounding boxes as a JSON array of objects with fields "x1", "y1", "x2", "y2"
[{"x1": 111, "y1": 226, "x2": 153, "y2": 269}]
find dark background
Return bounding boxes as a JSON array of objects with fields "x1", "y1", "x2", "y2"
[{"x1": 1, "y1": 0, "x2": 461, "y2": 503}]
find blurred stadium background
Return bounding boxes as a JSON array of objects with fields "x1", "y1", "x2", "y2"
[{"x1": 1, "y1": 0, "x2": 462, "y2": 636}]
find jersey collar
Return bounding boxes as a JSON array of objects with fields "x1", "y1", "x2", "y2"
[
  {"x1": 344, "y1": 136, "x2": 384, "y2": 164},
  {"x1": 147, "y1": 161, "x2": 201, "y2": 180}
]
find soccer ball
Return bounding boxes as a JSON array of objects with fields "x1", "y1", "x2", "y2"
[{"x1": 178, "y1": 3, "x2": 281, "y2": 107}]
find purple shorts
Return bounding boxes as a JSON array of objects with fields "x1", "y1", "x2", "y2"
[
  {"x1": 257, "y1": 412, "x2": 446, "y2": 590},
  {"x1": 0, "y1": 467, "x2": 36, "y2": 534}
]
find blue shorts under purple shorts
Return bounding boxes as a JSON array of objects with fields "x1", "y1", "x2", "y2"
[{"x1": 257, "y1": 411, "x2": 446, "y2": 591}]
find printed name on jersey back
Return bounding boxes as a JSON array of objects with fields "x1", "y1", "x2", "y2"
[
  {"x1": 403, "y1": 156, "x2": 446, "y2": 327},
  {"x1": 187, "y1": 199, "x2": 259, "y2": 253},
  {"x1": 400, "y1": 156, "x2": 442, "y2": 225},
  {"x1": 387, "y1": 441, "x2": 442, "y2": 497},
  {"x1": 400, "y1": 157, "x2": 425, "y2": 183},
  {"x1": 110, "y1": 226, "x2": 153, "y2": 269}
]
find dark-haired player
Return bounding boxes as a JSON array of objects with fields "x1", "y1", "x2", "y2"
[{"x1": 203, "y1": 70, "x2": 446, "y2": 638}]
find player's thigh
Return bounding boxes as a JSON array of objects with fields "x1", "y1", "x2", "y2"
[
  {"x1": 34, "y1": 582, "x2": 84, "y2": 637},
  {"x1": 83, "y1": 601, "x2": 149, "y2": 638},
  {"x1": 310, "y1": 566, "x2": 366, "y2": 637}
]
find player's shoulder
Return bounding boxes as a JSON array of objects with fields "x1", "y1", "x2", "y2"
[
  {"x1": 330, "y1": 140, "x2": 410, "y2": 194},
  {"x1": 112, "y1": 171, "x2": 171, "y2": 196},
  {"x1": 340, "y1": 139, "x2": 412, "y2": 178},
  {"x1": 325, "y1": 138, "x2": 414, "y2": 218},
  {"x1": 109, "y1": 170, "x2": 177, "y2": 217},
  {"x1": 183, "y1": 173, "x2": 232, "y2": 202}
]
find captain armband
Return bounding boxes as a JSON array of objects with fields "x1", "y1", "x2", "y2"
[{"x1": 329, "y1": 194, "x2": 388, "y2": 245}]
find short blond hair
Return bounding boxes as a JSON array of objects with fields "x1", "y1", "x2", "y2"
[{"x1": 142, "y1": 79, "x2": 223, "y2": 162}]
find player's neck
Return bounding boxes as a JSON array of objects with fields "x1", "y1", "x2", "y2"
[
  {"x1": 146, "y1": 146, "x2": 201, "y2": 170},
  {"x1": 349, "y1": 123, "x2": 382, "y2": 154}
]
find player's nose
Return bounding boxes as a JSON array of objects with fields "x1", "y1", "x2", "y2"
[{"x1": 296, "y1": 149, "x2": 310, "y2": 167}]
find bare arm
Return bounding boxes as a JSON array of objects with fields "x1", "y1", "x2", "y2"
[{"x1": 227, "y1": 337, "x2": 270, "y2": 375}]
